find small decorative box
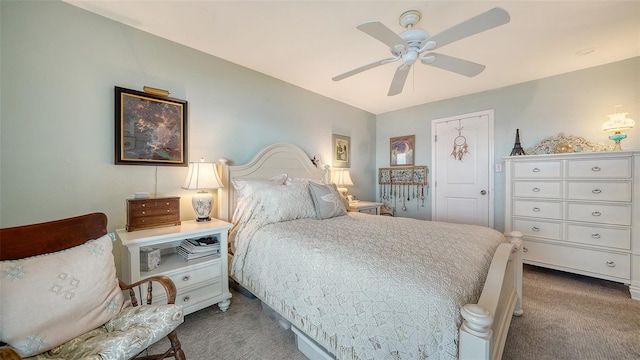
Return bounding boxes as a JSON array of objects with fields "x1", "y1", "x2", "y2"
[{"x1": 140, "y1": 247, "x2": 161, "y2": 272}]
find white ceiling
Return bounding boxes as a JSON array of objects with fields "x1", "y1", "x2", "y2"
[{"x1": 64, "y1": 1, "x2": 640, "y2": 115}]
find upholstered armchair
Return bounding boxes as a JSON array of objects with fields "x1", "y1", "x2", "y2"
[{"x1": 0, "y1": 213, "x2": 186, "y2": 360}]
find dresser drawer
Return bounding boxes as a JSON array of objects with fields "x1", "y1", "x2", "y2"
[
  {"x1": 128, "y1": 213, "x2": 180, "y2": 228},
  {"x1": 513, "y1": 161, "x2": 561, "y2": 178},
  {"x1": 566, "y1": 202, "x2": 631, "y2": 226},
  {"x1": 513, "y1": 200, "x2": 562, "y2": 219},
  {"x1": 176, "y1": 280, "x2": 223, "y2": 310},
  {"x1": 522, "y1": 240, "x2": 630, "y2": 281},
  {"x1": 513, "y1": 218, "x2": 562, "y2": 240},
  {"x1": 566, "y1": 181, "x2": 631, "y2": 202},
  {"x1": 566, "y1": 224, "x2": 630, "y2": 250},
  {"x1": 513, "y1": 181, "x2": 561, "y2": 198},
  {"x1": 567, "y1": 158, "x2": 631, "y2": 179},
  {"x1": 165, "y1": 257, "x2": 222, "y2": 291}
]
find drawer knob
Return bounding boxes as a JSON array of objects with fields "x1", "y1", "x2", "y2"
[
  {"x1": 532, "y1": 168, "x2": 540, "y2": 173},
  {"x1": 591, "y1": 166, "x2": 601, "y2": 172},
  {"x1": 592, "y1": 211, "x2": 602, "y2": 217},
  {"x1": 532, "y1": 207, "x2": 540, "y2": 212},
  {"x1": 141, "y1": 211, "x2": 146, "y2": 215},
  {"x1": 531, "y1": 226, "x2": 540, "y2": 232},
  {"x1": 523, "y1": 247, "x2": 528, "y2": 252},
  {"x1": 606, "y1": 261, "x2": 615, "y2": 267},
  {"x1": 592, "y1": 189, "x2": 602, "y2": 194},
  {"x1": 142, "y1": 204, "x2": 146, "y2": 207},
  {"x1": 166, "y1": 202, "x2": 170, "y2": 205},
  {"x1": 183, "y1": 296, "x2": 190, "y2": 303},
  {"x1": 591, "y1": 233, "x2": 601, "y2": 239},
  {"x1": 182, "y1": 276, "x2": 190, "y2": 282},
  {"x1": 167, "y1": 209, "x2": 171, "y2": 213},
  {"x1": 532, "y1": 187, "x2": 540, "y2": 192}
]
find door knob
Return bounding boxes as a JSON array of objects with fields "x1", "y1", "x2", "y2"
[{"x1": 480, "y1": 190, "x2": 487, "y2": 195}]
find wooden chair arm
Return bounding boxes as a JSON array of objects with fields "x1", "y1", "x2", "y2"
[
  {"x1": 0, "y1": 346, "x2": 22, "y2": 360},
  {"x1": 119, "y1": 275, "x2": 177, "y2": 306}
]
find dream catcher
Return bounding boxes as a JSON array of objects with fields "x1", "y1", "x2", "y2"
[{"x1": 451, "y1": 120, "x2": 469, "y2": 161}]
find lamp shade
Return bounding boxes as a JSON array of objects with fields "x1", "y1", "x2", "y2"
[
  {"x1": 602, "y1": 112, "x2": 635, "y2": 132},
  {"x1": 182, "y1": 161, "x2": 223, "y2": 190},
  {"x1": 332, "y1": 169, "x2": 354, "y2": 187}
]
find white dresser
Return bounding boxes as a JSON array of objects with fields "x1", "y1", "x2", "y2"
[{"x1": 504, "y1": 151, "x2": 639, "y2": 300}]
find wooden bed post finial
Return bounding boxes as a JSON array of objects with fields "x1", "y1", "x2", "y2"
[{"x1": 459, "y1": 304, "x2": 493, "y2": 359}]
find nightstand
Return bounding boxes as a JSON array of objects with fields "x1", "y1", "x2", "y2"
[
  {"x1": 116, "y1": 219, "x2": 233, "y2": 315},
  {"x1": 348, "y1": 201, "x2": 384, "y2": 215}
]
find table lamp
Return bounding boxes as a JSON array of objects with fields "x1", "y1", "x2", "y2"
[
  {"x1": 332, "y1": 168, "x2": 354, "y2": 197},
  {"x1": 182, "y1": 159, "x2": 223, "y2": 222},
  {"x1": 602, "y1": 110, "x2": 635, "y2": 150}
]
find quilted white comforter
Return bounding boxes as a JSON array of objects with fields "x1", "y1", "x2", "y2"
[{"x1": 230, "y1": 185, "x2": 506, "y2": 360}]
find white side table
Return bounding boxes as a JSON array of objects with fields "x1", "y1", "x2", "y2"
[
  {"x1": 116, "y1": 219, "x2": 233, "y2": 315},
  {"x1": 348, "y1": 201, "x2": 383, "y2": 215}
]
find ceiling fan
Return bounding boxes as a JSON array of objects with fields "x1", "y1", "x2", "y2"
[{"x1": 332, "y1": 7, "x2": 510, "y2": 96}]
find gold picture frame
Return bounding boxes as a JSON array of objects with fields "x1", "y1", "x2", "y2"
[
  {"x1": 390, "y1": 135, "x2": 415, "y2": 166},
  {"x1": 115, "y1": 86, "x2": 188, "y2": 166},
  {"x1": 332, "y1": 134, "x2": 351, "y2": 168}
]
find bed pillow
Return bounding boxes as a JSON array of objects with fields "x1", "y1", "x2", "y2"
[
  {"x1": 231, "y1": 174, "x2": 287, "y2": 199},
  {"x1": 308, "y1": 182, "x2": 347, "y2": 220},
  {"x1": 285, "y1": 177, "x2": 324, "y2": 185},
  {"x1": 0, "y1": 234, "x2": 125, "y2": 357}
]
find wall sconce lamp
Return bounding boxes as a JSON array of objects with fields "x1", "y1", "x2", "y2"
[
  {"x1": 602, "y1": 110, "x2": 635, "y2": 150},
  {"x1": 182, "y1": 158, "x2": 223, "y2": 222},
  {"x1": 331, "y1": 168, "x2": 354, "y2": 197}
]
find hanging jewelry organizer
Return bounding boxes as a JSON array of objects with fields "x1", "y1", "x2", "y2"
[{"x1": 378, "y1": 166, "x2": 428, "y2": 211}]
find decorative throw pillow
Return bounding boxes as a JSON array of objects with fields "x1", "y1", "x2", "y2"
[
  {"x1": 0, "y1": 234, "x2": 125, "y2": 357},
  {"x1": 231, "y1": 174, "x2": 287, "y2": 199},
  {"x1": 308, "y1": 182, "x2": 347, "y2": 220}
]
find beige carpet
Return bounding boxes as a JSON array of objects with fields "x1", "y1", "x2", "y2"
[{"x1": 149, "y1": 265, "x2": 640, "y2": 359}]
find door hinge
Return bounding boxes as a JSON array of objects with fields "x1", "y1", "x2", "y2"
[{"x1": 434, "y1": 135, "x2": 437, "y2": 142}]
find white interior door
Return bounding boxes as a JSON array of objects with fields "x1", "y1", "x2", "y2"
[{"x1": 431, "y1": 110, "x2": 494, "y2": 227}]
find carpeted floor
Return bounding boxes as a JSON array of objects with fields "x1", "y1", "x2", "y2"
[{"x1": 149, "y1": 265, "x2": 640, "y2": 359}]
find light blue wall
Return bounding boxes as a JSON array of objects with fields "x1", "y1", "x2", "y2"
[
  {"x1": 0, "y1": 1, "x2": 376, "y2": 229},
  {"x1": 376, "y1": 57, "x2": 640, "y2": 231}
]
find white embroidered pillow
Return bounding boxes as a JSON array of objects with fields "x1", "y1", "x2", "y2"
[
  {"x1": 231, "y1": 174, "x2": 287, "y2": 199},
  {"x1": 0, "y1": 234, "x2": 125, "y2": 357},
  {"x1": 308, "y1": 182, "x2": 347, "y2": 220}
]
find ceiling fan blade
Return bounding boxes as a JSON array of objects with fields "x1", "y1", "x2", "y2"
[
  {"x1": 388, "y1": 65, "x2": 411, "y2": 96},
  {"x1": 429, "y1": 7, "x2": 510, "y2": 49},
  {"x1": 332, "y1": 57, "x2": 399, "y2": 81},
  {"x1": 357, "y1": 21, "x2": 408, "y2": 49},
  {"x1": 421, "y1": 53, "x2": 486, "y2": 77}
]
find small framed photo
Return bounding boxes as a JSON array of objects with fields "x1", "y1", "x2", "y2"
[
  {"x1": 332, "y1": 134, "x2": 351, "y2": 168},
  {"x1": 390, "y1": 135, "x2": 415, "y2": 166},
  {"x1": 115, "y1": 86, "x2": 188, "y2": 166}
]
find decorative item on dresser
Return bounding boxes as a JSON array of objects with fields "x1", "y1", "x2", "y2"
[
  {"x1": 116, "y1": 218, "x2": 233, "y2": 315},
  {"x1": 602, "y1": 109, "x2": 635, "y2": 150},
  {"x1": 347, "y1": 200, "x2": 384, "y2": 215},
  {"x1": 504, "y1": 150, "x2": 640, "y2": 300},
  {"x1": 126, "y1": 196, "x2": 181, "y2": 232}
]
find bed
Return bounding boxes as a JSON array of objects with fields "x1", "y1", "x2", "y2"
[{"x1": 219, "y1": 142, "x2": 523, "y2": 360}]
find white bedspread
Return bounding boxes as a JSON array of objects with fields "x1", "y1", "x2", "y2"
[{"x1": 231, "y1": 202, "x2": 505, "y2": 359}]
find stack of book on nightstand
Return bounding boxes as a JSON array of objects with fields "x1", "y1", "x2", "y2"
[{"x1": 177, "y1": 236, "x2": 220, "y2": 261}]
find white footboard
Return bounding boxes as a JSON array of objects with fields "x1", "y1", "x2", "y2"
[{"x1": 459, "y1": 232, "x2": 523, "y2": 360}]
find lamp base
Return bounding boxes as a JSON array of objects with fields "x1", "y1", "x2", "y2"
[
  {"x1": 192, "y1": 191, "x2": 213, "y2": 222},
  {"x1": 609, "y1": 132, "x2": 627, "y2": 151}
]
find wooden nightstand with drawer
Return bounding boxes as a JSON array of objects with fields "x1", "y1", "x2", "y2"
[
  {"x1": 348, "y1": 201, "x2": 383, "y2": 215},
  {"x1": 116, "y1": 219, "x2": 233, "y2": 315},
  {"x1": 126, "y1": 196, "x2": 181, "y2": 232}
]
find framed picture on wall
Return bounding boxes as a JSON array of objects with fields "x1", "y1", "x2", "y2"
[
  {"x1": 390, "y1": 135, "x2": 415, "y2": 166},
  {"x1": 332, "y1": 134, "x2": 351, "y2": 168},
  {"x1": 115, "y1": 86, "x2": 188, "y2": 166}
]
